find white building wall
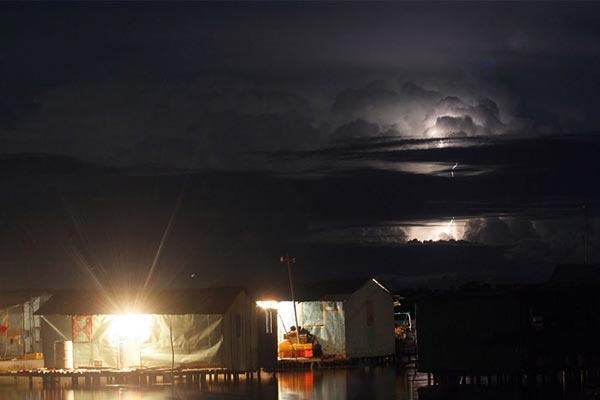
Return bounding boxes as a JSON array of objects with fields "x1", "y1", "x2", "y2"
[{"x1": 344, "y1": 280, "x2": 395, "y2": 358}]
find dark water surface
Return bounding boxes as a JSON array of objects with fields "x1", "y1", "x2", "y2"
[
  {"x1": 0, "y1": 367, "x2": 584, "y2": 400},
  {"x1": 0, "y1": 367, "x2": 424, "y2": 400}
]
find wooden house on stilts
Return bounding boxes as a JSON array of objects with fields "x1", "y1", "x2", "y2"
[{"x1": 35, "y1": 288, "x2": 262, "y2": 372}]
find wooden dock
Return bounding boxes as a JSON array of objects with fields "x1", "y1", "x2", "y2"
[
  {"x1": 276, "y1": 357, "x2": 322, "y2": 370},
  {"x1": 0, "y1": 367, "x2": 265, "y2": 387},
  {"x1": 275, "y1": 354, "x2": 398, "y2": 370}
]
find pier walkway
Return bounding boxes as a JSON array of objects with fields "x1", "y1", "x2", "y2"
[{"x1": 0, "y1": 367, "x2": 263, "y2": 387}]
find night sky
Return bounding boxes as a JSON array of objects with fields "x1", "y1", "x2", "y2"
[{"x1": 1, "y1": 2, "x2": 600, "y2": 292}]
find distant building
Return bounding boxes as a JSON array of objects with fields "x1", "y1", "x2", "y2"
[
  {"x1": 417, "y1": 289, "x2": 527, "y2": 375},
  {"x1": 417, "y1": 264, "x2": 600, "y2": 378}
]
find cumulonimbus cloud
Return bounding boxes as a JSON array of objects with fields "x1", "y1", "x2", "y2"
[
  {"x1": 330, "y1": 80, "x2": 511, "y2": 140},
  {"x1": 0, "y1": 74, "x2": 569, "y2": 169},
  {"x1": 464, "y1": 217, "x2": 538, "y2": 245}
]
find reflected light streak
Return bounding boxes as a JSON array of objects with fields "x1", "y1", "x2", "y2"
[
  {"x1": 278, "y1": 371, "x2": 317, "y2": 399},
  {"x1": 362, "y1": 160, "x2": 491, "y2": 177},
  {"x1": 61, "y1": 197, "x2": 120, "y2": 312},
  {"x1": 365, "y1": 161, "x2": 454, "y2": 176}
]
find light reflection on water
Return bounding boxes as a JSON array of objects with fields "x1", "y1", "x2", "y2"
[
  {"x1": 277, "y1": 367, "x2": 426, "y2": 400},
  {"x1": 0, "y1": 367, "x2": 426, "y2": 400}
]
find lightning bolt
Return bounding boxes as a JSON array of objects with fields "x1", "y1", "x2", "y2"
[{"x1": 446, "y1": 162, "x2": 459, "y2": 239}]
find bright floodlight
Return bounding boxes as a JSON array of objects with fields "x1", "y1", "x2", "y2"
[
  {"x1": 256, "y1": 300, "x2": 279, "y2": 310},
  {"x1": 108, "y1": 314, "x2": 152, "y2": 344}
]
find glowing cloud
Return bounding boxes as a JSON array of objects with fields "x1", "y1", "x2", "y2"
[{"x1": 406, "y1": 218, "x2": 467, "y2": 242}]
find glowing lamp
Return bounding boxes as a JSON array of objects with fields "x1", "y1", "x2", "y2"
[
  {"x1": 108, "y1": 314, "x2": 152, "y2": 344},
  {"x1": 256, "y1": 300, "x2": 279, "y2": 310}
]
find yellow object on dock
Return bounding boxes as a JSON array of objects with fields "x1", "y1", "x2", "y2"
[
  {"x1": 278, "y1": 340, "x2": 293, "y2": 358},
  {"x1": 24, "y1": 353, "x2": 43, "y2": 360}
]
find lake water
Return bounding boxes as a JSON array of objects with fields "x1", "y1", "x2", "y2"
[
  {"x1": 0, "y1": 366, "x2": 426, "y2": 400},
  {"x1": 0, "y1": 367, "x2": 581, "y2": 400}
]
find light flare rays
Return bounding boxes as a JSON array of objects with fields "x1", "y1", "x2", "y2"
[{"x1": 61, "y1": 197, "x2": 119, "y2": 311}]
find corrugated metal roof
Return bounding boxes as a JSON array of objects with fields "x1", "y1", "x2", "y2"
[
  {"x1": 0, "y1": 290, "x2": 50, "y2": 308},
  {"x1": 35, "y1": 287, "x2": 247, "y2": 315},
  {"x1": 253, "y1": 278, "x2": 388, "y2": 301}
]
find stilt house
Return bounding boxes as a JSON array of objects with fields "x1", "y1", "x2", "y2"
[{"x1": 36, "y1": 288, "x2": 259, "y2": 372}]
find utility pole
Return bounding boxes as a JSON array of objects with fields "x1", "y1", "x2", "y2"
[{"x1": 280, "y1": 254, "x2": 299, "y2": 343}]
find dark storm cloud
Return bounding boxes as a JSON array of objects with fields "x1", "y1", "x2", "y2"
[
  {"x1": 331, "y1": 84, "x2": 403, "y2": 120},
  {"x1": 307, "y1": 224, "x2": 408, "y2": 247},
  {"x1": 0, "y1": 102, "x2": 16, "y2": 130},
  {"x1": 1, "y1": 75, "x2": 518, "y2": 168},
  {"x1": 464, "y1": 217, "x2": 539, "y2": 245},
  {"x1": 333, "y1": 119, "x2": 383, "y2": 140},
  {"x1": 1, "y1": 77, "x2": 322, "y2": 168},
  {"x1": 1, "y1": 3, "x2": 600, "y2": 289},
  {"x1": 272, "y1": 133, "x2": 600, "y2": 269},
  {"x1": 2, "y1": 133, "x2": 600, "y2": 290},
  {"x1": 1, "y1": 2, "x2": 599, "y2": 169}
]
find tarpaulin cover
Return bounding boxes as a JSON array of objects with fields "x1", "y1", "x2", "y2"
[
  {"x1": 275, "y1": 280, "x2": 395, "y2": 359},
  {"x1": 70, "y1": 314, "x2": 224, "y2": 368},
  {"x1": 1, "y1": 297, "x2": 44, "y2": 357},
  {"x1": 277, "y1": 301, "x2": 346, "y2": 357}
]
